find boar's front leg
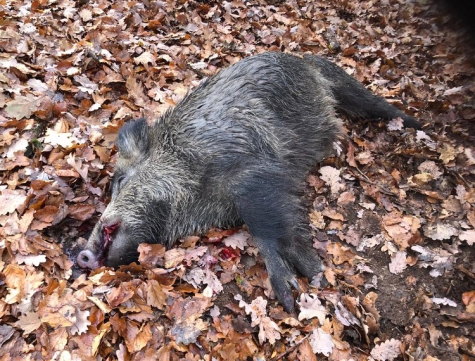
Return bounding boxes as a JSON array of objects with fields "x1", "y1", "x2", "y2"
[{"x1": 231, "y1": 163, "x2": 324, "y2": 313}]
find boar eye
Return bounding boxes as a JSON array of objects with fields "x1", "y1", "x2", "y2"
[{"x1": 113, "y1": 175, "x2": 126, "y2": 193}]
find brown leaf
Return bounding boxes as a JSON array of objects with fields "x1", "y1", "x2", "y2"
[
  {"x1": 5, "y1": 93, "x2": 41, "y2": 119},
  {"x1": 41, "y1": 305, "x2": 75, "y2": 327},
  {"x1": 15, "y1": 312, "x2": 42, "y2": 335},
  {"x1": 0, "y1": 189, "x2": 28, "y2": 215},
  {"x1": 297, "y1": 339, "x2": 318, "y2": 361},
  {"x1": 146, "y1": 280, "x2": 167, "y2": 310},
  {"x1": 34, "y1": 205, "x2": 58, "y2": 223},
  {"x1": 164, "y1": 248, "x2": 185, "y2": 269},
  {"x1": 138, "y1": 243, "x2": 166, "y2": 268},
  {"x1": 68, "y1": 204, "x2": 96, "y2": 221},
  {"x1": 123, "y1": 320, "x2": 152, "y2": 353},
  {"x1": 327, "y1": 243, "x2": 355, "y2": 265},
  {"x1": 106, "y1": 283, "x2": 135, "y2": 308}
]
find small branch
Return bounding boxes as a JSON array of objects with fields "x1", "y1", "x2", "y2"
[
  {"x1": 456, "y1": 265, "x2": 475, "y2": 281},
  {"x1": 271, "y1": 334, "x2": 310, "y2": 361}
]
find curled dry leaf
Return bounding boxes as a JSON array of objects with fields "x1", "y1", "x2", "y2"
[{"x1": 370, "y1": 339, "x2": 402, "y2": 361}]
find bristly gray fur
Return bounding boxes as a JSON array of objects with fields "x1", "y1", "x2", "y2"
[{"x1": 77, "y1": 52, "x2": 419, "y2": 312}]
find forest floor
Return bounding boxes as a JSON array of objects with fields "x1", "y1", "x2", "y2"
[{"x1": 0, "y1": 0, "x2": 474, "y2": 360}]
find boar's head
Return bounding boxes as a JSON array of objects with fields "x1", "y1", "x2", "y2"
[{"x1": 76, "y1": 118, "x2": 184, "y2": 269}]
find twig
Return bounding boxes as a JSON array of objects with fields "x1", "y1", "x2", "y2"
[
  {"x1": 456, "y1": 265, "x2": 475, "y2": 281},
  {"x1": 271, "y1": 334, "x2": 310, "y2": 361}
]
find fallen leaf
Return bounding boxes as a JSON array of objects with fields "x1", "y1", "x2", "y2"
[
  {"x1": 297, "y1": 293, "x2": 327, "y2": 324},
  {"x1": 370, "y1": 339, "x2": 401, "y2": 361},
  {"x1": 319, "y1": 166, "x2": 345, "y2": 194},
  {"x1": 0, "y1": 189, "x2": 28, "y2": 215},
  {"x1": 5, "y1": 93, "x2": 41, "y2": 119},
  {"x1": 308, "y1": 328, "x2": 334, "y2": 356},
  {"x1": 389, "y1": 251, "x2": 407, "y2": 274}
]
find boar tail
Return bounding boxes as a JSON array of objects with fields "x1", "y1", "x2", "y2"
[{"x1": 303, "y1": 54, "x2": 420, "y2": 129}]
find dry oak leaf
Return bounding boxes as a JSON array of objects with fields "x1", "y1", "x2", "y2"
[
  {"x1": 297, "y1": 293, "x2": 327, "y2": 324},
  {"x1": 438, "y1": 143, "x2": 458, "y2": 164},
  {"x1": 68, "y1": 203, "x2": 96, "y2": 221},
  {"x1": 168, "y1": 296, "x2": 211, "y2": 345},
  {"x1": 0, "y1": 189, "x2": 28, "y2": 215},
  {"x1": 235, "y1": 294, "x2": 281, "y2": 345},
  {"x1": 43, "y1": 128, "x2": 82, "y2": 149},
  {"x1": 411, "y1": 245, "x2": 453, "y2": 277},
  {"x1": 335, "y1": 302, "x2": 360, "y2": 326},
  {"x1": 389, "y1": 251, "x2": 407, "y2": 275},
  {"x1": 66, "y1": 153, "x2": 89, "y2": 180},
  {"x1": 5, "y1": 137, "x2": 29, "y2": 158},
  {"x1": 370, "y1": 339, "x2": 402, "y2": 361},
  {"x1": 74, "y1": 74, "x2": 98, "y2": 94},
  {"x1": 418, "y1": 160, "x2": 443, "y2": 179},
  {"x1": 184, "y1": 268, "x2": 223, "y2": 294},
  {"x1": 126, "y1": 76, "x2": 148, "y2": 108},
  {"x1": 87, "y1": 295, "x2": 113, "y2": 314},
  {"x1": 79, "y1": 8, "x2": 92, "y2": 21},
  {"x1": 308, "y1": 327, "x2": 334, "y2": 356},
  {"x1": 462, "y1": 290, "x2": 475, "y2": 307},
  {"x1": 40, "y1": 305, "x2": 75, "y2": 328},
  {"x1": 428, "y1": 323, "x2": 443, "y2": 347},
  {"x1": 4, "y1": 264, "x2": 27, "y2": 304},
  {"x1": 459, "y1": 230, "x2": 475, "y2": 245},
  {"x1": 124, "y1": 320, "x2": 152, "y2": 353},
  {"x1": 337, "y1": 190, "x2": 356, "y2": 206},
  {"x1": 319, "y1": 166, "x2": 345, "y2": 194},
  {"x1": 223, "y1": 230, "x2": 249, "y2": 250},
  {"x1": 146, "y1": 279, "x2": 168, "y2": 310},
  {"x1": 383, "y1": 212, "x2": 420, "y2": 250},
  {"x1": 297, "y1": 339, "x2": 318, "y2": 361},
  {"x1": 16, "y1": 253, "x2": 47, "y2": 267},
  {"x1": 106, "y1": 283, "x2": 135, "y2": 308},
  {"x1": 138, "y1": 243, "x2": 166, "y2": 267},
  {"x1": 134, "y1": 51, "x2": 156, "y2": 66},
  {"x1": 355, "y1": 150, "x2": 374, "y2": 165},
  {"x1": 70, "y1": 309, "x2": 91, "y2": 335},
  {"x1": 5, "y1": 93, "x2": 41, "y2": 119},
  {"x1": 309, "y1": 210, "x2": 325, "y2": 229},
  {"x1": 15, "y1": 312, "x2": 42, "y2": 335},
  {"x1": 91, "y1": 325, "x2": 110, "y2": 356},
  {"x1": 183, "y1": 245, "x2": 208, "y2": 264},
  {"x1": 327, "y1": 242, "x2": 355, "y2": 265},
  {"x1": 424, "y1": 223, "x2": 458, "y2": 240},
  {"x1": 164, "y1": 248, "x2": 185, "y2": 269},
  {"x1": 171, "y1": 317, "x2": 209, "y2": 346},
  {"x1": 432, "y1": 297, "x2": 457, "y2": 307}
]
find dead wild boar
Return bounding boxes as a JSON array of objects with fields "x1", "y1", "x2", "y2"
[{"x1": 77, "y1": 52, "x2": 419, "y2": 312}]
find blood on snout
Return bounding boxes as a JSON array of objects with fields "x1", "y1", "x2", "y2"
[
  {"x1": 102, "y1": 221, "x2": 120, "y2": 250},
  {"x1": 103, "y1": 222, "x2": 120, "y2": 235}
]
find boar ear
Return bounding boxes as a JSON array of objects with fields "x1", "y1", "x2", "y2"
[{"x1": 117, "y1": 118, "x2": 149, "y2": 159}]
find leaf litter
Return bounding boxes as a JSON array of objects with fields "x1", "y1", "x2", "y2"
[{"x1": 0, "y1": 0, "x2": 474, "y2": 360}]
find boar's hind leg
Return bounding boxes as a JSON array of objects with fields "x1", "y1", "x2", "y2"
[
  {"x1": 232, "y1": 165, "x2": 323, "y2": 313},
  {"x1": 303, "y1": 55, "x2": 420, "y2": 129}
]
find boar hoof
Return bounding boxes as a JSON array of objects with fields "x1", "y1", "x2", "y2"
[{"x1": 77, "y1": 249, "x2": 100, "y2": 270}]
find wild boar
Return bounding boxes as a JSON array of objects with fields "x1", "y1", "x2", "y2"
[{"x1": 77, "y1": 52, "x2": 419, "y2": 312}]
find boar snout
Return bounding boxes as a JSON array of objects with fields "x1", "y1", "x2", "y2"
[
  {"x1": 77, "y1": 219, "x2": 121, "y2": 270},
  {"x1": 77, "y1": 249, "x2": 100, "y2": 269}
]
